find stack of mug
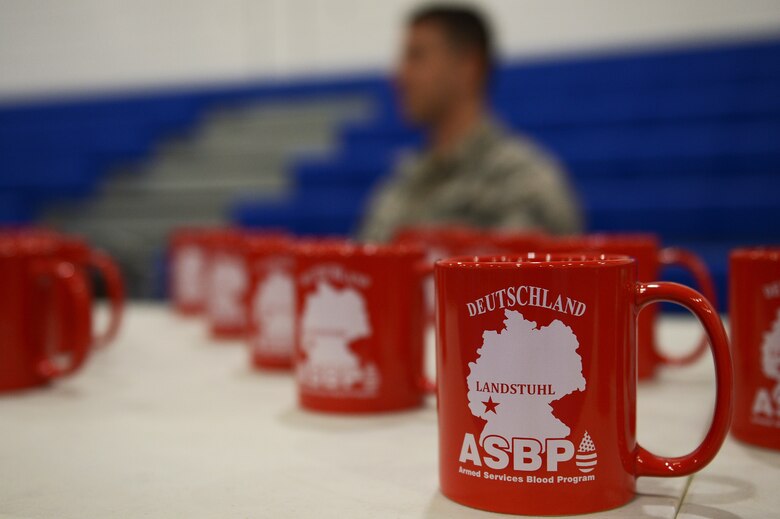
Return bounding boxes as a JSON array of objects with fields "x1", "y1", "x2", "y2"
[
  {"x1": 0, "y1": 227, "x2": 125, "y2": 393},
  {"x1": 169, "y1": 224, "x2": 778, "y2": 516}
]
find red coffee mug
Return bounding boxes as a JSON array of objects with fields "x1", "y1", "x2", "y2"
[
  {"x1": 435, "y1": 253, "x2": 732, "y2": 515},
  {"x1": 730, "y1": 247, "x2": 780, "y2": 450},
  {"x1": 169, "y1": 228, "x2": 211, "y2": 316},
  {"x1": 294, "y1": 242, "x2": 430, "y2": 412},
  {"x1": 539, "y1": 233, "x2": 718, "y2": 379},
  {"x1": 245, "y1": 234, "x2": 295, "y2": 369},
  {"x1": 0, "y1": 234, "x2": 93, "y2": 392}
]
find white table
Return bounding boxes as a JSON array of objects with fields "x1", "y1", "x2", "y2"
[{"x1": 0, "y1": 305, "x2": 777, "y2": 518}]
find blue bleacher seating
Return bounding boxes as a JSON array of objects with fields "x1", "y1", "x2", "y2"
[
  {"x1": 0, "y1": 75, "x2": 387, "y2": 218},
  {"x1": 1, "y1": 39, "x2": 778, "y2": 309}
]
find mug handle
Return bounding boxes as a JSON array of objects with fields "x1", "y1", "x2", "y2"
[
  {"x1": 656, "y1": 247, "x2": 718, "y2": 366},
  {"x1": 634, "y1": 281, "x2": 732, "y2": 477},
  {"x1": 88, "y1": 249, "x2": 125, "y2": 348},
  {"x1": 416, "y1": 261, "x2": 436, "y2": 393},
  {"x1": 36, "y1": 260, "x2": 93, "y2": 379}
]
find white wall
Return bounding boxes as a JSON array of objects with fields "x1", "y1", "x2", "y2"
[{"x1": 1, "y1": 0, "x2": 779, "y2": 100}]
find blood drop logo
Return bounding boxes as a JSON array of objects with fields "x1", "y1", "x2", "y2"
[{"x1": 576, "y1": 432, "x2": 597, "y2": 474}]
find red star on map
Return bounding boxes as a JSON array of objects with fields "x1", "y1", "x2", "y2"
[{"x1": 482, "y1": 396, "x2": 499, "y2": 414}]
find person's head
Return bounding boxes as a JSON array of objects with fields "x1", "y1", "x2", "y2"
[{"x1": 396, "y1": 4, "x2": 493, "y2": 126}]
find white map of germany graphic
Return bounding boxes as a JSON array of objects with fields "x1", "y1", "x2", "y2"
[
  {"x1": 467, "y1": 310, "x2": 586, "y2": 447},
  {"x1": 301, "y1": 281, "x2": 369, "y2": 369},
  {"x1": 298, "y1": 280, "x2": 378, "y2": 393}
]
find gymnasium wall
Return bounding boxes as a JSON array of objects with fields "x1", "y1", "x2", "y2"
[{"x1": 2, "y1": 0, "x2": 780, "y2": 100}]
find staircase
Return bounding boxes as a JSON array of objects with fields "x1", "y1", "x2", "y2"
[{"x1": 41, "y1": 97, "x2": 371, "y2": 297}]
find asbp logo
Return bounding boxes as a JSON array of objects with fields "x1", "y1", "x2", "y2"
[{"x1": 458, "y1": 310, "x2": 596, "y2": 478}]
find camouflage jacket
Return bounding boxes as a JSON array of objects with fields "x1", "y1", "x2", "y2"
[{"x1": 358, "y1": 118, "x2": 583, "y2": 243}]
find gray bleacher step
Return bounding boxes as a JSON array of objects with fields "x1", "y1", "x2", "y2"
[
  {"x1": 203, "y1": 98, "x2": 372, "y2": 126},
  {"x1": 104, "y1": 169, "x2": 287, "y2": 194},
  {"x1": 163, "y1": 98, "x2": 368, "y2": 151},
  {"x1": 161, "y1": 134, "x2": 331, "y2": 155},
  {"x1": 151, "y1": 144, "x2": 322, "y2": 170},
  {"x1": 199, "y1": 115, "x2": 342, "y2": 133},
  {"x1": 201, "y1": 122, "x2": 341, "y2": 139},
  {"x1": 192, "y1": 133, "x2": 333, "y2": 155},
  {"x1": 158, "y1": 142, "x2": 324, "y2": 161}
]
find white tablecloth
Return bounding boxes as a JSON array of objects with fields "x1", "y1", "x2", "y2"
[{"x1": 0, "y1": 305, "x2": 777, "y2": 518}]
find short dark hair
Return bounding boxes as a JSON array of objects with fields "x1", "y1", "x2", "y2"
[{"x1": 408, "y1": 4, "x2": 494, "y2": 81}]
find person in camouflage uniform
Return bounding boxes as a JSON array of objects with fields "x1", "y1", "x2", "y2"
[{"x1": 359, "y1": 5, "x2": 582, "y2": 243}]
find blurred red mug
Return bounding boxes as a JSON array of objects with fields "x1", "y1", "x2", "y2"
[
  {"x1": 730, "y1": 248, "x2": 780, "y2": 450},
  {"x1": 0, "y1": 234, "x2": 93, "y2": 392},
  {"x1": 245, "y1": 234, "x2": 295, "y2": 369},
  {"x1": 294, "y1": 242, "x2": 430, "y2": 412},
  {"x1": 538, "y1": 233, "x2": 718, "y2": 379},
  {"x1": 435, "y1": 253, "x2": 732, "y2": 515}
]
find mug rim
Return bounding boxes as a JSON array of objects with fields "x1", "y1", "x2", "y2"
[
  {"x1": 295, "y1": 241, "x2": 424, "y2": 258},
  {"x1": 243, "y1": 232, "x2": 292, "y2": 253},
  {"x1": 549, "y1": 232, "x2": 659, "y2": 248},
  {"x1": 0, "y1": 234, "x2": 58, "y2": 257},
  {"x1": 435, "y1": 252, "x2": 634, "y2": 268},
  {"x1": 731, "y1": 247, "x2": 780, "y2": 262}
]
